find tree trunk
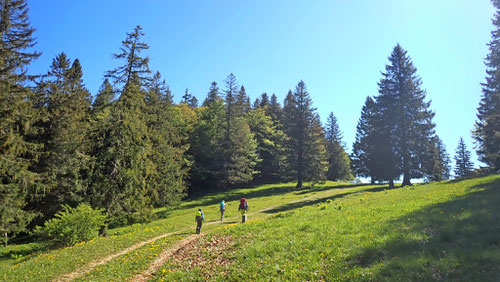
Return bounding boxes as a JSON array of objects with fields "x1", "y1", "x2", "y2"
[
  {"x1": 3, "y1": 232, "x2": 7, "y2": 248},
  {"x1": 402, "y1": 172, "x2": 412, "y2": 186},
  {"x1": 389, "y1": 179, "x2": 394, "y2": 189},
  {"x1": 370, "y1": 177, "x2": 375, "y2": 184},
  {"x1": 296, "y1": 175, "x2": 303, "y2": 189}
]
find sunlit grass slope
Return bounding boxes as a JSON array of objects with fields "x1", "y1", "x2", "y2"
[
  {"x1": 154, "y1": 175, "x2": 500, "y2": 281},
  {"x1": 0, "y1": 181, "x2": 381, "y2": 281}
]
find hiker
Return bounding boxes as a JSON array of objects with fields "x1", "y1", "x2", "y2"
[
  {"x1": 220, "y1": 200, "x2": 226, "y2": 221},
  {"x1": 195, "y1": 208, "x2": 205, "y2": 234},
  {"x1": 238, "y1": 198, "x2": 249, "y2": 223}
]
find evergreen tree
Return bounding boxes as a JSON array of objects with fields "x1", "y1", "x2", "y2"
[
  {"x1": 220, "y1": 74, "x2": 259, "y2": 188},
  {"x1": 282, "y1": 81, "x2": 328, "y2": 188},
  {"x1": 92, "y1": 79, "x2": 115, "y2": 111},
  {"x1": 325, "y1": 112, "x2": 352, "y2": 181},
  {"x1": 189, "y1": 91, "x2": 226, "y2": 192},
  {"x1": 181, "y1": 88, "x2": 198, "y2": 108},
  {"x1": 0, "y1": 0, "x2": 41, "y2": 243},
  {"x1": 235, "y1": 85, "x2": 250, "y2": 114},
  {"x1": 202, "y1": 81, "x2": 222, "y2": 106},
  {"x1": 376, "y1": 44, "x2": 436, "y2": 186},
  {"x1": 425, "y1": 136, "x2": 451, "y2": 181},
  {"x1": 91, "y1": 28, "x2": 155, "y2": 219},
  {"x1": 473, "y1": 0, "x2": 500, "y2": 171},
  {"x1": 31, "y1": 54, "x2": 92, "y2": 218},
  {"x1": 259, "y1": 92, "x2": 270, "y2": 108},
  {"x1": 268, "y1": 93, "x2": 283, "y2": 127},
  {"x1": 351, "y1": 97, "x2": 378, "y2": 183},
  {"x1": 105, "y1": 25, "x2": 151, "y2": 89},
  {"x1": 145, "y1": 72, "x2": 187, "y2": 208},
  {"x1": 454, "y1": 137, "x2": 474, "y2": 178}
]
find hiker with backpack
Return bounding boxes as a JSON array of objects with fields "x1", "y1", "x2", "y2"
[
  {"x1": 195, "y1": 208, "x2": 205, "y2": 234},
  {"x1": 220, "y1": 200, "x2": 226, "y2": 221},
  {"x1": 238, "y1": 198, "x2": 249, "y2": 223}
]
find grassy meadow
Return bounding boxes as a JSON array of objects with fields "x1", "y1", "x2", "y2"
[{"x1": 1, "y1": 175, "x2": 499, "y2": 281}]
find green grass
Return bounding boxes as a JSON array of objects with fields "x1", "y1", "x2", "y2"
[
  {"x1": 153, "y1": 175, "x2": 500, "y2": 281},
  {"x1": 0, "y1": 181, "x2": 379, "y2": 281}
]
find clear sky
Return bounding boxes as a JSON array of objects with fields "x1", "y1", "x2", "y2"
[{"x1": 27, "y1": 0, "x2": 495, "y2": 169}]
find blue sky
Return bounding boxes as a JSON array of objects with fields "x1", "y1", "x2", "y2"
[{"x1": 27, "y1": 0, "x2": 495, "y2": 168}]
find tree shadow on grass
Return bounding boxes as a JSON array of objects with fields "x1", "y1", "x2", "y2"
[
  {"x1": 178, "y1": 185, "x2": 296, "y2": 211},
  {"x1": 340, "y1": 177, "x2": 500, "y2": 281},
  {"x1": 0, "y1": 243, "x2": 48, "y2": 265},
  {"x1": 295, "y1": 183, "x2": 377, "y2": 195},
  {"x1": 262, "y1": 186, "x2": 390, "y2": 214}
]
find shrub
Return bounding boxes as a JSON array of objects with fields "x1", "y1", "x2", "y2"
[{"x1": 35, "y1": 203, "x2": 107, "y2": 247}]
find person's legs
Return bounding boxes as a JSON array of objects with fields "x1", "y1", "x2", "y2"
[
  {"x1": 220, "y1": 210, "x2": 224, "y2": 221},
  {"x1": 196, "y1": 221, "x2": 202, "y2": 233}
]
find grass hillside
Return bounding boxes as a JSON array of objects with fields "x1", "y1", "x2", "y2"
[{"x1": 1, "y1": 175, "x2": 499, "y2": 281}]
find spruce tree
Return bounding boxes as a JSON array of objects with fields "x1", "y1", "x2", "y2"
[
  {"x1": 282, "y1": 81, "x2": 328, "y2": 188},
  {"x1": 202, "y1": 81, "x2": 222, "y2": 106},
  {"x1": 325, "y1": 112, "x2": 352, "y2": 181},
  {"x1": 473, "y1": 0, "x2": 500, "y2": 171},
  {"x1": 454, "y1": 137, "x2": 474, "y2": 178},
  {"x1": 351, "y1": 97, "x2": 378, "y2": 183},
  {"x1": 181, "y1": 88, "x2": 198, "y2": 108},
  {"x1": 92, "y1": 79, "x2": 115, "y2": 112},
  {"x1": 91, "y1": 27, "x2": 155, "y2": 219},
  {"x1": 425, "y1": 136, "x2": 451, "y2": 181},
  {"x1": 145, "y1": 72, "x2": 187, "y2": 208},
  {"x1": 220, "y1": 74, "x2": 259, "y2": 188},
  {"x1": 105, "y1": 25, "x2": 151, "y2": 89},
  {"x1": 376, "y1": 44, "x2": 436, "y2": 186},
  {"x1": 0, "y1": 0, "x2": 40, "y2": 244},
  {"x1": 189, "y1": 86, "x2": 226, "y2": 192},
  {"x1": 31, "y1": 53, "x2": 92, "y2": 218}
]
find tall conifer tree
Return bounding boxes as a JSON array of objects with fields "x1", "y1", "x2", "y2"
[
  {"x1": 0, "y1": 0, "x2": 40, "y2": 245},
  {"x1": 351, "y1": 97, "x2": 378, "y2": 183},
  {"x1": 474, "y1": 0, "x2": 500, "y2": 171},
  {"x1": 376, "y1": 44, "x2": 436, "y2": 186},
  {"x1": 325, "y1": 112, "x2": 352, "y2": 181},
  {"x1": 282, "y1": 81, "x2": 327, "y2": 188},
  {"x1": 454, "y1": 137, "x2": 474, "y2": 178}
]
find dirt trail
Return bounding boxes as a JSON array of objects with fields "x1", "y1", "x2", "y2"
[{"x1": 55, "y1": 193, "x2": 322, "y2": 281}]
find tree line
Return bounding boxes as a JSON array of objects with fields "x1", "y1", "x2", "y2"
[{"x1": 1, "y1": 0, "x2": 498, "y2": 244}]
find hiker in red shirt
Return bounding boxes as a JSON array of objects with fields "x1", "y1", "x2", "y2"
[{"x1": 238, "y1": 198, "x2": 249, "y2": 223}]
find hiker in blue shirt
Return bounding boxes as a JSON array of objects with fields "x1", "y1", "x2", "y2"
[
  {"x1": 195, "y1": 208, "x2": 205, "y2": 234},
  {"x1": 220, "y1": 200, "x2": 226, "y2": 221}
]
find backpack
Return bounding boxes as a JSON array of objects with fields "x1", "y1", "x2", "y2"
[
  {"x1": 220, "y1": 202, "x2": 225, "y2": 211},
  {"x1": 239, "y1": 198, "x2": 248, "y2": 211}
]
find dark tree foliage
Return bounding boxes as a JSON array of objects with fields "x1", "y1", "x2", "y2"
[
  {"x1": 189, "y1": 89, "x2": 226, "y2": 193},
  {"x1": 90, "y1": 81, "x2": 154, "y2": 218},
  {"x1": 0, "y1": 0, "x2": 40, "y2": 244},
  {"x1": 202, "y1": 81, "x2": 222, "y2": 106},
  {"x1": 351, "y1": 96, "x2": 379, "y2": 183},
  {"x1": 454, "y1": 137, "x2": 474, "y2": 178},
  {"x1": 474, "y1": 0, "x2": 500, "y2": 171},
  {"x1": 105, "y1": 25, "x2": 151, "y2": 88},
  {"x1": 325, "y1": 112, "x2": 352, "y2": 181},
  {"x1": 220, "y1": 74, "x2": 259, "y2": 189},
  {"x1": 282, "y1": 81, "x2": 328, "y2": 188},
  {"x1": 145, "y1": 72, "x2": 187, "y2": 208},
  {"x1": 31, "y1": 54, "x2": 92, "y2": 219},
  {"x1": 181, "y1": 88, "x2": 198, "y2": 108},
  {"x1": 92, "y1": 79, "x2": 115, "y2": 111},
  {"x1": 425, "y1": 136, "x2": 451, "y2": 181},
  {"x1": 376, "y1": 44, "x2": 436, "y2": 186}
]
